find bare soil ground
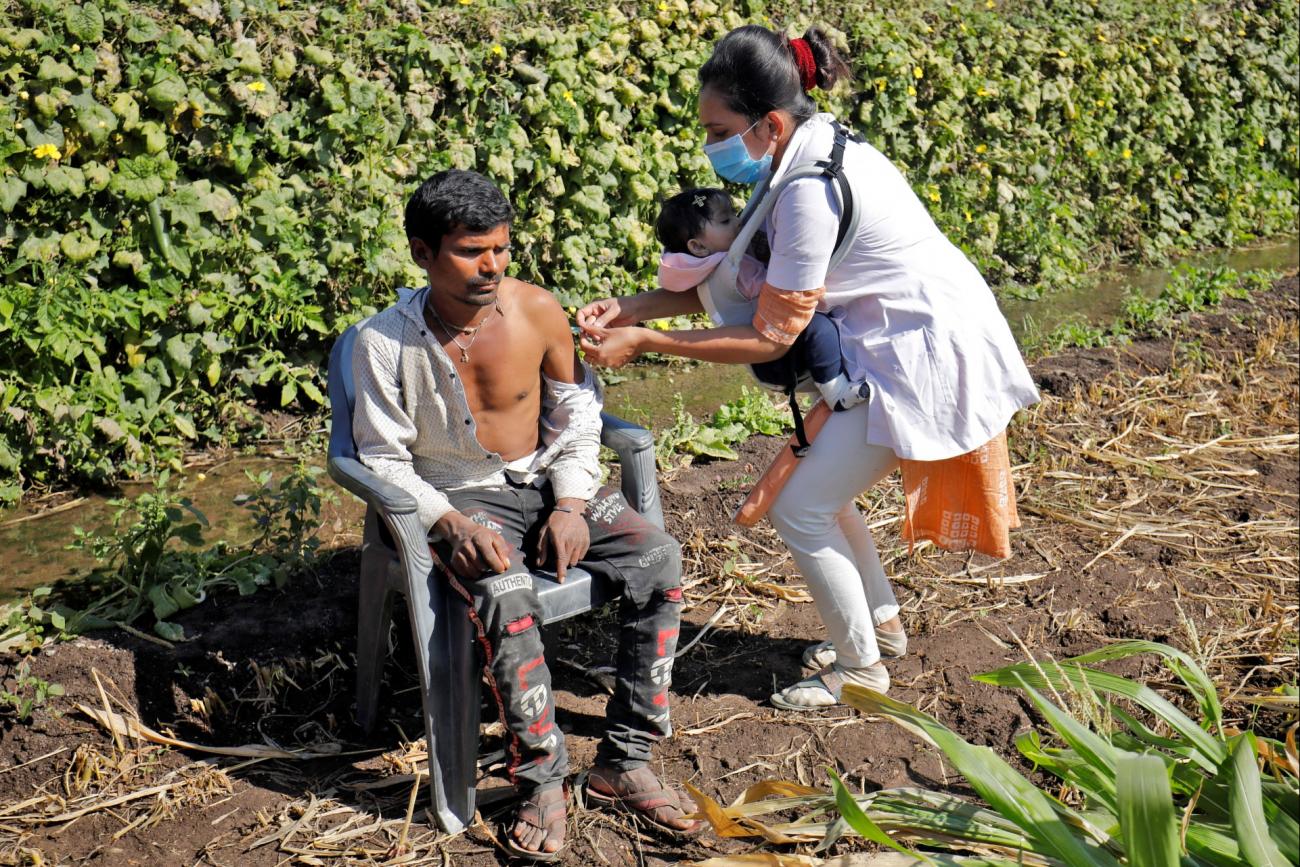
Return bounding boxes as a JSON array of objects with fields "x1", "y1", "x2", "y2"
[{"x1": 0, "y1": 276, "x2": 1296, "y2": 866}]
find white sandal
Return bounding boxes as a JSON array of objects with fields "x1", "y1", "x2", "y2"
[
  {"x1": 801, "y1": 628, "x2": 908, "y2": 670},
  {"x1": 770, "y1": 662, "x2": 890, "y2": 711}
]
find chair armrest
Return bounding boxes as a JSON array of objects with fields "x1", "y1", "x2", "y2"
[
  {"x1": 600, "y1": 412, "x2": 664, "y2": 530},
  {"x1": 328, "y1": 455, "x2": 419, "y2": 516},
  {"x1": 600, "y1": 413, "x2": 653, "y2": 454}
]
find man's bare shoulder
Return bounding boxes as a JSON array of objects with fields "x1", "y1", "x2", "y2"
[
  {"x1": 502, "y1": 277, "x2": 570, "y2": 335},
  {"x1": 503, "y1": 277, "x2": 565, "y2": 316}
]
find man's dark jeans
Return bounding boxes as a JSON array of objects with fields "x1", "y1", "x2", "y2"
[{"x1": 433, "y1": 480, "x2": 684, "y2": 792}]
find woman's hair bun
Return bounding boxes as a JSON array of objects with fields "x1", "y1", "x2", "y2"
[{"x1": 801, "y1": 27, "x2": 850, "y2": 92}]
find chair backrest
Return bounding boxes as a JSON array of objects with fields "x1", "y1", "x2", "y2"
[{"x1": 326, "y1": 321, "x2": 366, "y2": 462}]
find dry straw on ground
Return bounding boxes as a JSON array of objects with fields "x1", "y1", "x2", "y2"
[{"x1": 0, "y1": 283, "x2": 1295, "y2": 865}]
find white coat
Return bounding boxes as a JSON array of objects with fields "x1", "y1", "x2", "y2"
[{"x1": 756, "y1": 113, "x2": 1040, "y2": 461}]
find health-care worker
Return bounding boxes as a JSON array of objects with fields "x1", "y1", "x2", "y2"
[{"x1": 578, "y1": 24, "x2": 1040, "y2": 711}]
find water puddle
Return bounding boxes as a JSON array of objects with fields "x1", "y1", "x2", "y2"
[
  {"x1": 1000, "y1": 237, "x2": 1298, "y2": 345},
  {"x1": 602, "y1": 362, "x2": 757, "y2": 428},
  {"x1": 3, "y1": 236, "x2": 1295, "y2": 598},
  {"x1": 0, "y1": 456, "x2": 366, "y2": 601}
]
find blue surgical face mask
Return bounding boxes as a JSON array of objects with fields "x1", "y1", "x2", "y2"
[{"x1": 704, "y1": 119, "x2": 772, "y2": 185}]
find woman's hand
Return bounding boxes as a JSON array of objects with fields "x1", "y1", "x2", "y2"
[
  {"x1": 577, "y1": 297, "x2": 639, "y2": 331},
  {"x1": 579, "y1": 326, "x2": 649, "y2": 368}
]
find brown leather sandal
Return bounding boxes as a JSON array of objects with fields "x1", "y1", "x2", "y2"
[
  {"x1": 581, "y1": 767, "x2": 703, "y2": 837},
  {"x1": 501, "y1": 785, "x2": 568, "y2": 862}
]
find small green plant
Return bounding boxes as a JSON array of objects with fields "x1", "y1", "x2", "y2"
[
  {"x1": 711, "y1": 386, "x2": 792, "y2": 437},
  {"x1": 64, "y1": 471, "x2": 216, "y2": 639},
  {"x1": 655, "y1": 387, "x2": 792, "y2": 467},
  {"x1": 1044, "y1": 317, "x2": 1112, "y2": 351},
  {"x1": 1037, "y1": 266, "x2": 1279, "y2": 354},
  {"x1": 1120, "y1": 266, "x2": 1258, "y2": 336},
  {"x1": 0, "y1": 461, "x2": 334, "y2": 646},
  {"x1": 0, "y1": 660, "x2": 63, "y2": 722},
  {"x1": 0, "y1": 587, "x2": 68, "y2": 653},
  {"x1": 236, "y1": 463, "x2": 334, "y2": 563}
]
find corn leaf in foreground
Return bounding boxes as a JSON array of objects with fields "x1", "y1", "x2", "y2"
[
  {"x1": 1114, "y1": 753, "x2": 1181, "y2": 867},
  {"x1": 842, "y1": 685, "x2": 1122, "y2": 867},
  {"x1": 1223, "y1": 733, "x2": 1289, "y2": 867},
  {"x1": 1061, "y1": 641, "x2": 1223, "y2": 734},
  {"x1": 826, "y1": 769, "x2": 930, "y2": 863},
  {"x1": 1015, "y1": 675, "x2": 1121, "y2": 812},
  {"x1": 973, "y1": 662, "x2": 1224, "y2": 771}
]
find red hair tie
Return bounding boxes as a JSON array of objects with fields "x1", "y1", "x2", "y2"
[{"x1": 789, "y1": 38, "x2": 817, "y2": 92}]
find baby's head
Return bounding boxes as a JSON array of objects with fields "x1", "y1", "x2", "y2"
[{"x1": 656, "y1": 188, "x2": 739, "y2": 257}]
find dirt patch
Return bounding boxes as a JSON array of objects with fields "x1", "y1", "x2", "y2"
[{"x1": 1, "y1": 276, "x2": 1296, "y2": 866}]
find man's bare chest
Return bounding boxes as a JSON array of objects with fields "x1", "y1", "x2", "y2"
[{"x1": 451, "y1": 325, "x2": 546, "y2": 412}]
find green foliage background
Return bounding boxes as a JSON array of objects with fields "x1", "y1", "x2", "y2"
[{"x1": 0, "y1": 0, "x2": 1296, "y2": 502}]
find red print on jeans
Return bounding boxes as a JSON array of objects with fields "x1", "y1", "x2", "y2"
[
  {"x1": 528, "y1": 705, "x2": 555, "y2": 736},
  {"x1": 656, "y1": 628, "x2": 678, "y2": 656},
  {"x1": 506, "y1": 614, "x2": 536, "y2": 635},
  {"x1": 518, "y1": 655, "x2": 545, "y2": 686}
]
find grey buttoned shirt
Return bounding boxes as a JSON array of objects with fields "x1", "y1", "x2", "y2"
[{"x1": 351, "y1": 286, "x2": 604, "y2": 532}]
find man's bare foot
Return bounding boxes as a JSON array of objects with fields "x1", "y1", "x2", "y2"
[
  {"x1": 505, "y1": 785, "x2": 567, "y2": 861},
  {"x1": 584, "y1": 766, "x2": 701, "y2": 835}
]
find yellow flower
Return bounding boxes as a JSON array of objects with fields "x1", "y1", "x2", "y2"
[
  {"x1": 875, "y1": 77, "x2": 887, "y2": 93},
  {"x1": 1095, "y1": 98, "x2": 1105, "y2": 107},
  {"x1": 248, "y1": 81, "x2": 267, "y2": 92},
  {"x1": 658, "y1": 0, "x2": 667, "y2": 8},
  {"x1": 32, "y1": 143, "x2": 61, "y2": 160},
  {"x1": 976, "y1": 86, "x2": 988, "y2": 97},
  {"x1": 964, "y1": 211, "x2": 973, "y2": 223},
  {"x1": 458, "y1": 0, "x2": 471, "y2": 4},
  {"x1": 563, "y1": 90, "x2": 574, "y2": 102},
  {"x1": 1257, "y1": 136, "x2": 1265, "y2": 147},
  {"x1": 71, "y1": 44, "x2": 80, "y2": 52},
  {"x1": 975, "y1": 143, "x2": 988, "y2": 154},
  {"x1": 18, "y1": 90, "x2": 28, "y2": 99},
  {"x1": 1058, "y1": 48, "x2": 1068, "y2": 57},
  {"x1": 928, "y1": 189, "x2": 941, "y2": 202},
  {"x1": 907, "y1": 85, "x2": 916, "y2": 97},
  {"x1": 1236, "y1": 29, "x2": 1245, "y2": 37},
  {"x1": 985, "y1": 0, "x2": 994, "y2": 7},
  {"x1": 924, "y1": 25, "x2": 933, "y2": 33},
  {"x1": 913, "y1": 66, "x2": 923, "y2": 79},
  {"x1": 491, "y1": 44, "x2": 505, "y2": 56},
  {"x1": 1122, "y1": 148, "x2": 1132, "y2": 159},
  {"x1": 1096, "y1": 32, "x2": 1107, "y2": 43}
]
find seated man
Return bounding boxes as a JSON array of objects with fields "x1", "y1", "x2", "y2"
[{"x1": 351, "y1": 169, "x2": 699, "y2": 859}]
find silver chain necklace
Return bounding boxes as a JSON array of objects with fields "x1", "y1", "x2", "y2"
[{"x1": 426, "y1": 301, "x2": 501, "y2": 362}]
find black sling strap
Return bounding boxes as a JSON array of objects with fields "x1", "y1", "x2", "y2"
[{"x1": 786, "y1": 120, "x2": 865, "y2": 458}]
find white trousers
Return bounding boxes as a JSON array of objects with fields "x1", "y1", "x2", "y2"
[{"x1": 768, "y1": 401, "x2": 901, "y2": 668}]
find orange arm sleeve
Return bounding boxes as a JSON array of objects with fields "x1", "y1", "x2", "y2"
[{"x1": 752, "y1": 284, "x2": 825, "y2": 345}]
